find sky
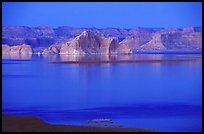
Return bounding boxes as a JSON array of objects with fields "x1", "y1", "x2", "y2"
[{"x1": 2, "y1": 2, "x2": 202, "y2": 28}]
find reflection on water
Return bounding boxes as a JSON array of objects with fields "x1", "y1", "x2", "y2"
[
  {"x1": 2, "y1": 53, "x2": 202, "y2": 132},
  {"x1": 2, "y1": 53, "x2": 201, "y2": 62},
  {"x1": 42, "y1": 54, "x2": 58, "y2": 61},
  {"x1": 60, "y1": 54, "x2": 110, "y2": 61},
  {"x1": 59, "y1": 54, "x2": 201, "y2": 62},
  {"x1": 2, "y1": 54, "x2": 33, "y2": 59},
  {"x1": 59, "y1": 54, "x2": 165, "y2": 61}
]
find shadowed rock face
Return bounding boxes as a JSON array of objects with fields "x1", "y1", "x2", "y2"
[
  {"x1": 60, "y1": 31, "x2": 132, "y2": 54},
  {"x1": 121, "y1": 27, "x2": 202, "y2": 51},
  {"x1": 20, "y1": 45, "x2": 34, "y2": 54},
  {"x1": 2, "y1": 44, "x2": 33, "y2": 54},
  {"x1": 139, "y1": 33, "x2": 166, "y2": 50},
  {"x1": 42, "y1": 46, "x2": 59, "y2": 55},
  {"x1": 161, "y1": 32, "x2": 202, "y2": 50},
  {"x1": 120, "y1": 33, "x2": 153, "y2": 50},
  {"x1": 2, "y1": 44, "x2": 11, "y2": 54}
]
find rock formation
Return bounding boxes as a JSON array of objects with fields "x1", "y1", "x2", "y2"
[
  {"x1": 161, "y1": 32, "x2": 202, "y2": 50},
  {"x1": 2, "y1": 44, "x2": 33, "y2": 54},
  {"x1": 139, "y1": 33, "x2": 166, "y2": 50},
  {"x1": 42, "y1": 46, "x2": 59, "y2": 55},
  {"x1": 121, "y1": 28, "x2": 202, "y2": 51},
  {"x1": 20, "y1": 45, "x2": 33, "y2": 54},
  {"x1": 119, "y1": 32, "x2": 153, "y2": 50},
  {"x1": 2, "y1": 26, "x2": 202, "y2": 52},
  {"x1": 2, "y1": 44, "x2": 11, "y2": 54},
  {"x1": 60, "y1": 31, "x2": 132, "y2": 54}
]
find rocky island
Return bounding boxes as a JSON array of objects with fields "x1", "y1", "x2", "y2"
[
  {"x1": 60, "y1": 30, "x2": 132, "y2": 54},
  {"x1": 2, "y1": 26, "x2": 202, "y2": 55},
  {"x1": 2, "y1": 44, "x2": 33, "y2": 54}
]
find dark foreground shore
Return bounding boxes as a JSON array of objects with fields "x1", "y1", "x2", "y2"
[
  {"x1": 48, "y1": 59, "x2": 201, "y2": 64},
  {"x1": 2, "y1": 114, "x2": 157, "y2": 132}
]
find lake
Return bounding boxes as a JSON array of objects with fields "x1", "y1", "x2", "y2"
[{"x1": 2, "y1": 53, "x2": 202, "y2": 132}]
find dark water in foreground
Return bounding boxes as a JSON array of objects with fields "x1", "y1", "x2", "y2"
[{"x1": 2, "y1": 54, "x2": 202, "y2": 132}]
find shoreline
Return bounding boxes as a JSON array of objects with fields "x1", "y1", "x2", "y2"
[
  {"x1": 48, "y1": 59, "x2": 201, "y2": 64},
  {"x1": 2, "y1": 114, "x2": 158, "y2": 132}
]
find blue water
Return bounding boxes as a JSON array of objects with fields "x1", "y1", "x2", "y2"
[{"x1": 2, "y1": 54, "x2": 202, "y2": 132}]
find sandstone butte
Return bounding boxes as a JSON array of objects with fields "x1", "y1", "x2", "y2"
[
  {"x1": 2, "y1": 27, "x2": 202, "y2": 55},
  {"x1": 2, "y1": 44, "x2": 33, "y2": 55},
  {"x1": 60, "y1": 30, "x2": 132, "y2": 54},
  {"x1": 2, "y1": 31, "x2": 132, "y2": 55}
]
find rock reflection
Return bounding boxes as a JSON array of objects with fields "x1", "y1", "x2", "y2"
[
  {"x1": 109, "y1": 54, "x2": 132, "y2": 61},
  {"x1": 132, "y1": 54, "x2": 163, "y2": 61},
  {"x1": 52, "y1": 54, "x2": 201, "y2": 64},
  {"x1": 2, "y1": 54, "x2": 33, "y2": 59},
  {"x1": 59, "y1": 54, "x2": 134, "y2": 62},
  {"x1": 42, "y1": 54, "x2": 59, "y2": 61},
  {"x1": 60, "y1": 54, "x2": 83, "y2": 61}
]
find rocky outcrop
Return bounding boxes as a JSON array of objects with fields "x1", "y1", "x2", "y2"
[
  {"x1": 20, "y1": 45, "x2": 33, "y2": 54},
  {"x1": 2, "y1": 44, "x2": 11, "y2": 54},
  {"x1": 182, "y1": 27, "x2": 195, "y2": 33},
  {"x1": 117, "y1": 43, "x2": 134, "y2": 53},
  {"x1": 10, "y1": 45, "x2": 22, "y2": 54},
  {"x1": 2, "y1": 44, "x2": 33, "y2": 54},
  {"x1": 2, "y1": 26, "x2": 202, "y2": 52},
  {"x1": 42, "y1": 46, "x2": 59, "y2": 55},
  {"x1": 119, "y1": 32, "x2": 153, "y2": 50},
  {"x1": 60, "y1": 31, "x2": 132, "y2": 54},
  {"x1": 161, "y1": 32, "x2": 202, "y2": 50},
  {"x1": 121, "y1": 29, "x2": 202, "y2": 51},
  {"x1": 139, "y1": 33, "x2": 166, "y2": 50}
]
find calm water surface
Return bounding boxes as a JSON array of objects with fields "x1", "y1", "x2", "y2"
[{"x1": 2, "y1": 54, "x2": 202, "y2": 132}]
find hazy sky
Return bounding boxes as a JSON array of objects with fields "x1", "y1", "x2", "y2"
[{"x1": 2, "y1": 2, "x2": 202, "y2": 28}]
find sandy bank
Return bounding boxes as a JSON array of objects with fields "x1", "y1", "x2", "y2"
[{"x1": 2, "y1": 114, "x2": 158, "y2": 132}]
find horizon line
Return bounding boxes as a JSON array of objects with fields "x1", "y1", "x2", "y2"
[{"x1": 2, "y1": 25, "x2": 202, "y2": 29}]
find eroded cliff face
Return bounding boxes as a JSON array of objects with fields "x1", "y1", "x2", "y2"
[
  {"x1": 161, "y1": 32, "x2": 202, "y2": 50},
  {"x1": 2, "y1": 44, "x2": 33, "y2": 54},
  {"x1": 119, "y1": 32, "x2": 153, "y2": 50},
  {"x1": 2, "y1": 44, "x2": 10, "y2": 54},
  {"x1": 2, "y1": 26, "x2": 202, "y2": 52},
  {"x1": 121, "y1": 27, "x2": 202, "y2": 51},
  {"x1": 42, "y1": 46, "x2": 59, "y2": 55},
  {"x1": 139, "y1": 33, "x2": 166, "y2": 50},
  {"x1": 60, "y1": 31, "x2": 132, "y2": 54}
]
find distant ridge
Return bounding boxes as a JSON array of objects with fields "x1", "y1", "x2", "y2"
[{"x1": 2, "y1": 26, "x2": 202, "y2": 52}]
